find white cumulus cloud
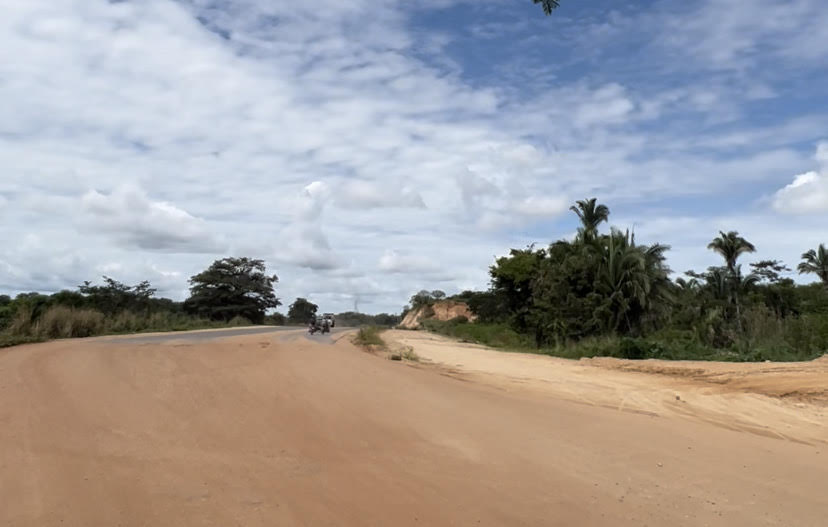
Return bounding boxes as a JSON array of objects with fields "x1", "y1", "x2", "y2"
[
  {"x1": 80, "y1": 184, "x2": 224, "y2": 253},
  {"x1": 772, "y1": 142, "x2": 828, "y2": 215}
]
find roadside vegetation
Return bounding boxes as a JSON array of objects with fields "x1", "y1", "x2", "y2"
[
  {"x1": 0, "y1": 257, "x2": 278, "y2": 347},
  {"x1": 353, "y1": 326, "x2": 387, "y2": 348},
  {"x1": 0, "y1": 252, "x2": 403, "y2": 349},
  {"x1": 405, "y1": 199, "x2": 828, "y2": 362}
]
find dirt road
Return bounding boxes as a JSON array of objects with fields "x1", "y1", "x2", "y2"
[{"x1": 1, "y1": 329, "x2": 825, "y2": 526}]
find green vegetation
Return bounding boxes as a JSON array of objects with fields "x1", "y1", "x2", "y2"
[
  {"x1": 184, "y1": 257, "x2": 280, "y2": 323},
  {"x1": 400, "y1": 290, "x2": 445, "y2": 321},
  {"x1": 0, "y1": 256, "x2": 280, "y2": 347},
  {"x1": 400, "y1": 346, "x2": 420, "y2": 362},
  {"x1": 532, "y1": 0, "x2": 561, "y2": 16},
  {"x1": 0, "y1": 334, "x2": 45, "y2": 349},
  {"x1": 425, "y1": 317, "x2": 826, "y2": 363},
  {"x1": 798, "y1": 244, "x2": 828, "y2": 286},
  {"x1": 411, "y1": 199, "x2": 828, "y2": 362},
  {"x1": 333, "y1": 312, "x2": 400, "y2": 327},
  {"x1": 287, "y1": 298, "x2": 318, "y2": 325},
  {"x1": 353, "y1": 326, "x2": 387, "y2": 348},
  {"x1": 422, "y1": 319, "x2": 533, "y2": 350}
]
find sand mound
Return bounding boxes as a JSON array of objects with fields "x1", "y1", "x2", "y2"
[{"x1": 399, "y1": 300, "x2": 476, "y2": 329}]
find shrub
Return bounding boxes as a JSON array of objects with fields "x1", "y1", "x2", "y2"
[
  {"x1": 423, "y1": 319, "x2": 533, "y2": 349},
  {"x1": 400, "y1": 346, "x2": 420, "y2": 361},
  {"x1": 35, "y1": 306, "x2": 105, "y2": 338},
  {"x1": 8, "y1": 305, "x2": 36, "y2": 336},
  {"x1": 617, "y1": 338, "x2": 651, "y2": 360},
  {"x1": 0, "y1": 334, "x2": 45, "y2": 348},
  {"x1": 228, "y1": 315, "x2": 252, "y2": 327},
  {"x1": 109, "y1": 311, "x2": 143, "y2": 333},
  {"x1": 353, "y1": 326, "x2": 386, "y2": 348}
]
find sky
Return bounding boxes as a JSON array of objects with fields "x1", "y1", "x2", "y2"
[{"x1": 1, "y1": 0, "x2": 827, "y2": 314}]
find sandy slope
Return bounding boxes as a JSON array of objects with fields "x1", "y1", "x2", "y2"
[
  {"x1": 1, "y1": 330, "x2": 825, "y2": 526},
  {"x1": 386, "y1": 331, "x2": 828, "y2": 446}
]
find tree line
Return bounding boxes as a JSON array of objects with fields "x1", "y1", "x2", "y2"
[
  {"x1": 413, "y1": 199, "x2": 828, "y2": 362},
  {"x1": 0, "y1": 256, "x2": 397, "y2": 345}
]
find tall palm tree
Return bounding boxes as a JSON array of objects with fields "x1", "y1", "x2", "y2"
[
  {"x1": 570, "y1": 198, "x2": 610, "y2": 244},
  {"x1": 707, "y1": 231, "x2": 756, "y2": 275},
  {"x1": 798, "y1": 244, "x2": 828, "y2": 288},
  {"x1": 532, "y1": 0, "x2": 561, "y2": 15}
]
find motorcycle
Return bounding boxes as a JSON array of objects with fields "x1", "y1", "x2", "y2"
[{"x1": 308, "y1": 320, "x2": 330, "y2": 335}]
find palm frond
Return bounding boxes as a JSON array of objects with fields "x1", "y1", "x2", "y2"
[{"x1": 533, "y1": 0, "x2": 562, "y2": 15}]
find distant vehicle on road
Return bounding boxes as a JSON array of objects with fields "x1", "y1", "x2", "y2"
[{"x1": 309, "y1": 314, "x2": 333, "y2": 335}]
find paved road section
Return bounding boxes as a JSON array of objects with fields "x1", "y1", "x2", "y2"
[{"x1": 102, "y1": 325, "x2": 348, "y2": 344}]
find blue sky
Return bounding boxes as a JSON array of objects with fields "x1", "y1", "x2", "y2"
[{"x1": 1, "y1": 0, "x2": 827, "y2": 313}]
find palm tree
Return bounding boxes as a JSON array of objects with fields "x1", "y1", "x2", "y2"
[
  {"x1": 707, "y1": 231, "x2": 756, "y2": 275},
  {"x1": 532, "y1": 0, "x2": 561, "y2": 15},
  {"x1": 798, "y1": 244, "x2": 828, "y2": 288},
  {"x1": 570, "y1": 198, "x2": 610, "y2": 244},
  {"x1": 594, "y1": 229, "x2": 671, "y2": 334},
  {"x1": 704, "y1": 267, "x2": 731, "y2": 301}
]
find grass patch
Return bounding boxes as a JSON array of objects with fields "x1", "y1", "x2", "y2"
[
  {"x1": 421, "y1": 319, "x2": 533, "y2": 350},
  {"x1": 400, "y1": 346, "x2": 420, "y2": 362},
  {"x1": 0, "y1": 305, "x2": 256, "y2": 349},
  {"x1": 422, "y1": 320, "x2": 827, "y2": 362},
  {"x1": 353, "y1": 326, "x2": 387, "y2": 348},
  {"x1": 0, "y1": 334, "x2": 46, "y2": 349}
]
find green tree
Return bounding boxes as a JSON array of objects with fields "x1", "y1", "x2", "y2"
[
  {"x1": 287, "y1": 298, "x2": 318, "y2": 324},
  {"x1": 185, "y1": 257, "x2": 279, "y2": 323},
  {"x1": 79, "y1": 277, "x2": 157, "y2": 315},
  {"x1": 50, "y1": 289, "x2": 88, "y2": 309},
  {"x1": 750, "y1": 260, "x2": 791, "y2": 284},
  {"x1": 798, "y1": 244, "x2": 828, "y2": 288},
  {"x1": 707, "y1": 231, "x2": 756, "y2": 275},
  {"x1": 490, "y1": 245, "x2": 547, "y2": 333},
  {"x1": 373, "y1": 313, "x2": 401, "y2": 327},
  {"x1": 409, "y1": 290, "x2": 437, "y2": 309},
  {"x1": 570, "y1": 198, "x2": 610, "y2": 244},
  {"x1": 707, "y1": 231, "x2": 757, "y2": 329},
  {"x1": 464, "y1": 290, "x2": 508, "y2": 323},
  {"x1": 593, "y1": 229, "x2": 672, "y2": 335},
  {"x1": 747, "y1": 260, "x2": 797, "y2": 319},
  {"x1": 532, "y1": 0, "x2": 562, "y2": 15},
  {"x1": 529, "y1": 241, "x2": 601, "y2": 345}
]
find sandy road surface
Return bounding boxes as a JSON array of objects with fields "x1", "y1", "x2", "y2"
[{"x1": 1, "y1": 330, "x2": 826, "y2": 526}]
